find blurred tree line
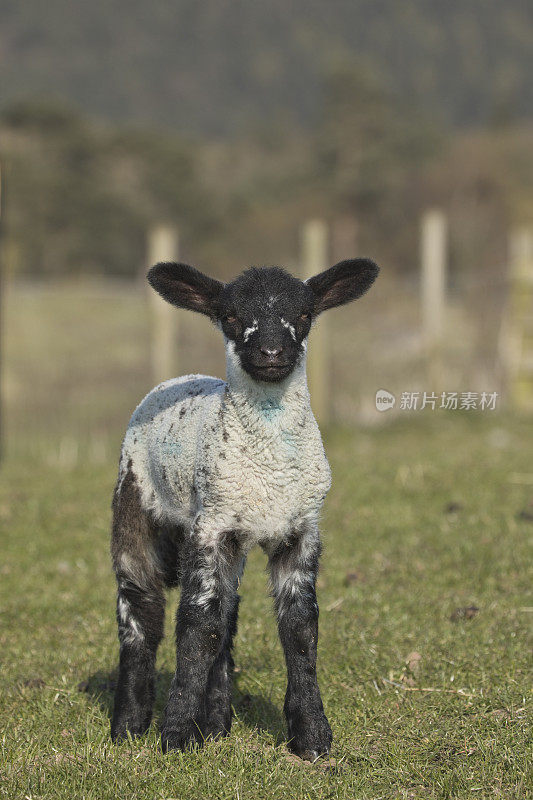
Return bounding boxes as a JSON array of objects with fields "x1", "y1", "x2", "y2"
[
  {"x1": 0, "y1": 100, "x2": 213, "y2": 277},
  {"x1": 1, "y1": 0, "x2": 532, "y2": 134},
  {"x1": 1, "y1": 60, "x2": 532, "y2": 282}
]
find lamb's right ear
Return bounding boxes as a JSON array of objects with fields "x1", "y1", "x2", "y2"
[
  {"x1": 306, "y1": 258, "x2": 380, "y2": 315},
  {"x1": 147, "y1": 262, "x2": 224, "y2": 318}
]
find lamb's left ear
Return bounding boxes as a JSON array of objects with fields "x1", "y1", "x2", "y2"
[
  {"x1": 147, "y1": 262, "x2": 224, "y2": 318},
  {"x1": 306, "y1": 258, "x2": 379, "y2": 315}
]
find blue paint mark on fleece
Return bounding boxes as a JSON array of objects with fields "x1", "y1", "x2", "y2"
[
  {"x1": 159, "y1": 441, "x2": 183, "y2": 456},
  {"x1": 281, "y1": 429, "x2": 299, "y2": 457},
  {"x1": 260, "y1": 398, "x2": 283, "y2": 420}
]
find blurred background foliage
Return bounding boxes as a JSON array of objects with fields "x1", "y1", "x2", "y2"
[
  {"x1": 0, "y1": 0, "x2": 532, "y2": 282},
  {"x1": 2, "y1": 0, "x2": 532, "y2": 133}
]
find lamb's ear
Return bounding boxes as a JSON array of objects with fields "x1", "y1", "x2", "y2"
[
  {"x1": 306, "y1": 258, "x2": 379, "y2": 315},
  {"x1": 147, "y1": 262, "x2": 224, "y2": 318}
]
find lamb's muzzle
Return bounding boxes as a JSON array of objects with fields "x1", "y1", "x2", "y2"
[{"x1": 110, "y1": 257, "x2": 379, "y2": 759}]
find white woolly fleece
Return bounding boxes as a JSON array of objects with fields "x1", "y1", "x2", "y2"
[{"x1": 117, "y1": 338, "x2": 331, "y2": 552}]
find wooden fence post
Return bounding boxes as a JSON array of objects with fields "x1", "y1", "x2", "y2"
[
  {"x1": 420, "y1": 209, "x2": 447, "y2": 350},
  {"x1": 147, "y1": 224, "x2": 179, "y2": 384},
  {"x1": 301, "y1": 219, "x2": 330, "y2": 425},
  {"x1": 420, "y1": 209, "x2": 447, "y2": 386},
  {"x1": 502, "y1": 226, "x2": 533, "y2": 411}
]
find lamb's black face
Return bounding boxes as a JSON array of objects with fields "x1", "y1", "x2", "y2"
[
  {"x1": 147, "y1": 257, "x2": 379, "y2": 384},
  {"x1": 219, "y1": 268, "x2": 313, "y2": 382}
]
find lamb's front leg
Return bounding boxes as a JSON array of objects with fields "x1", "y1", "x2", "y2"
[
  {"x1": 268, "y1": 525, "x2": 332, "y2": 761},
  {"x1": 202, "y1": 589, "x2": 240, "y2": 740},
  {"x1": 161, "y1": 524, "x2": 242, "y2": 752}
]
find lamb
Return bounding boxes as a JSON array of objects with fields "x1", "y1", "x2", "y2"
[{"x1": 110, "y1": 257, "x2": 379, "y2": 760}]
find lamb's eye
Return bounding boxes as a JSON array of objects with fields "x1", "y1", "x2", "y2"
[
  {"x1": 225, "y1": 315, "x2": 237, "y2": 324},
  {"x1": 300, "y1": 313, "x2": 310, "y2": 321}
]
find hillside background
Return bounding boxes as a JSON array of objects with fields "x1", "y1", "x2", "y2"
[
  {"x1": 2, "y1": 0, "x2": 533, "y2": 281},
  {"x1": 2, "y1": 0, "x2": 533, "y2": 133}
]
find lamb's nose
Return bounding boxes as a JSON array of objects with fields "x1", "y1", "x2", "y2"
[{"x1": 261, "y1": 346, "x2": 283, "y2": 357}]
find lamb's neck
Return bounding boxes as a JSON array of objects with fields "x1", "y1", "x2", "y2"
[{"x1": 224, "y1": 340, "x2": 312, "y2": 429}]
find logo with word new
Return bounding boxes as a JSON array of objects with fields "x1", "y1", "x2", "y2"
[{"x1": 375, "y1": 389, "x2": 396, "y2": 412}]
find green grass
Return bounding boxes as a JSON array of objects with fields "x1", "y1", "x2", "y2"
[{"x1": 0, "y1": 414, "x2": 531, "y2": 799}]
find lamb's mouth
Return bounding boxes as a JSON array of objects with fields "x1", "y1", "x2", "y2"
[{"x1": 248, "y1": 363, "x2": 293, "y2": 382}]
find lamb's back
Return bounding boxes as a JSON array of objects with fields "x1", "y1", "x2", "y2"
[{"x1": 117, "y1": 374, "x2": 225, "y2": 524}]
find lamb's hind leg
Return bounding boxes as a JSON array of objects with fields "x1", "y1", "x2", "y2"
[
  {"x1": 110, "y1": 465, "x2": 165, "y2": 741},
  {"x1": 161, "y1": 521, "x2": 243, "y2": 752}
]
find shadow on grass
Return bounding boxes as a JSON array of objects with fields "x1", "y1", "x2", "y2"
[{"x1": 81, "y1": 667, "x2": 285, "y2": 744}]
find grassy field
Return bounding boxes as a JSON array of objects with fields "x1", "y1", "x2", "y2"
[{"x1": 0, "y1": 413, "x2": 531, "y2": 799}]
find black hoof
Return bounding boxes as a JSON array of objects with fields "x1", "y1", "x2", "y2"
[
  {"x1": 202, "y1": 710, "x2": 232, "y2": 742},
  {"x1": 289, "y1": 744, "x2": 330, "y2": 762},
  {"x1": 160, "y1": 723, "x2": 203, "y2": 753},
  {"x1": 110, "y1": 720, "x2": 149, "y2": 742},
  {"x1": 287, "y1": 713, "x2": 332, "y2": 761}
]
